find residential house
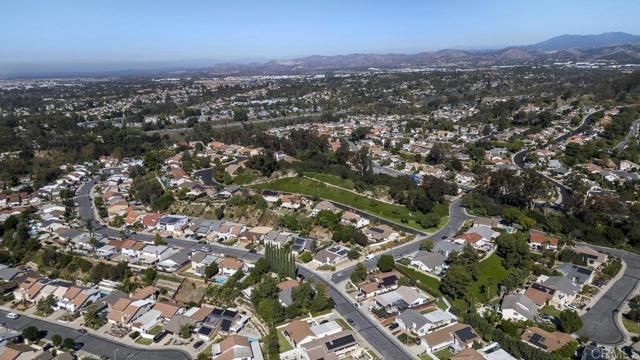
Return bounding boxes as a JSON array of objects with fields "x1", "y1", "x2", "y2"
[
  {"x1": 557, "y1": 263, "x2": 594, "y2": 285},
  {"x1": 422, "y1": 323, "x2": 469, "y2": 353},
  {"x1": 280, "y1": 194, "x2": 306, "y2": 210},
  {"x1": 521, "y1": 327, "x2": 574, "y2": 352},
  {"x1": 411, "y1": 251, "x2": 446, "y2": 275},
  {"x1": 573, "y1": 246, "x2": 607, "y2": 268},
  {"x1": 529, "y1": 230, "x2": 560, "y2": 251},
  {"x1": 190, "y1": 251, "x2": 219, "y2": 276},
  {"x1": 157, "y1": 215, "x2": 189, "y2": 232},
  {"x1": 397, "y1": 309, "x2": 456, "y2": 336},
  {"x1": 356, "y1": 271, "x2": 400, "y2": 299},
  {"x1": 283, "y1": 320, "x2": 315, "y2": 347},
  {"x1": 264, "y1": 230, "x2": 293, "y2": 248},
  {"x1": 340, "y1": 211, "x2": 370, "y2": 228},
  {"x1": 311, "y1": 200, "x2": 338, "y2": 217},
  {"x1": 539, "y1": 275, "x2": 580, "y2": 309},
  {"x1": 212, "y1": 335, "x2": 261, "y2": 360},
  {"x1": 366, "y1": 224, "x2": 399, "y2": 243},
  {"x1": 501, "y1": 293, "x2": 538, "y2": 322},
  {"x1": 107, "y1": 298, "x2": 154, "y2": 327},
  {"x1": 433, "y1": 241, "x2": 464, "y2": 258},
  {"x1": 300, "y1": 330, "x2": 361, "y2": 360},
  {"x1": 373, "y1": 286, "x2": 432, "y2": 311},
  {"x1": 131, "y1": 286, "x2": 159, "y2": 301},
  {"x1": 219, "y1": 257, "x2": 246, "y2": 276},
  {"x1": 524, "y1": 283, "x2": 556, "y2": 307},
  {"x1": 153, "y1": 301, "x2": 185, "y2": 320},
  {"x1": 312, "y1": 250, "x2": 338, "y2": 266}
]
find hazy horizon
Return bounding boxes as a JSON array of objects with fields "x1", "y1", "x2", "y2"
[{"x1": 2, "y1": 0, "x2": 640, "y2": 76}]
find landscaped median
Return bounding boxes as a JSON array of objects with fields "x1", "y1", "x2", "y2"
[{"x1": 251, "y1": 176, "x2": 449, "y2": 232}]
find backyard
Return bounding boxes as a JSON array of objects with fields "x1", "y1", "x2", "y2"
[
  {"x1": 467, "y1": 253, "x2": 509, "y2": 302},
  {"x1": 395, "y1": 263, "x2": 442, "y2": 297}
]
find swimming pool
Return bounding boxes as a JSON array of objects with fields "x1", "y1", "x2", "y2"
[{"x1": 213, "y1": 275, "x2": 228, "y2": 284}]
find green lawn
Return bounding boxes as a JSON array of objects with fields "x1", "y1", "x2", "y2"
[
  {"x1": 436, "y1": 299, "x2": 448, "y2": 310},
  {"x1": 435, "y1": 348, "x2": 454, "y2": 360},
  {"x1": 233, "y1": 169, "x2": 260, "y2": 185},
  {"x1": 305, "y1": 172, "x2": 355, "y2": 189},
  {"x1": 277, "y1": 331, "x2": 293, "y2": 352},
  {"x1": 397, "y1": 333, "x2": 417, "y2": 345},
  {"x1": 135, "y1": 337, "x2": 153, "y2": 345},
  {"x1": 466, "y1": 254, "x2": 509, "y2": 302},
  {"x1": 541, "y1": 305, "x2": 561, "y2": 318},
  {"x1": 395, "y1": 263, "x2": 442, "y2": 297},
  {"x1": 335, "y1": 318, "x2": 353, "y2": 330},
  {"x1": 623, "y1": 318, "x2": 640, "y2": 334},
  {"x1": 252, "y1": 177, "x2": 448, "y2": 232},
  {"x1": 147, "y1": 325, "x2": 163, "y2": 335}
]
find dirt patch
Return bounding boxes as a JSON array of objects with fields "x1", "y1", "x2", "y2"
[{"x1": 174, "y1": 279, "x2": 207, "y2": 304}]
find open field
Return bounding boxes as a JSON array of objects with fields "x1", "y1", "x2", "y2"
[{"x1": 252, "y1": 177, "x2": 448, "y2": 232}]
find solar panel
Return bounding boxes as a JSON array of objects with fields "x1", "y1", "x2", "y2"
[
  {"x1": 222, "y1": 309, "x2": 237, "y2": 318},
  {"x1": 454, "y1": 327, "x2": 477, "y2": 342},
  {"x1": 529, "y1": 333, "x2": 547, "y2": 349},
  {"x1": 291, "y1": 244, "x2": 303, "y2": 252},
  {"x1": 211, "y1": 308, "x2": 223, "y2": 316},
  {"x1": 370, "y1": 227, "x2": 384, "y2": 233},
  {"x1": 220, "y1": 319, "x2": 232, "y2": 332},
  {"x1": 197, "y1": 326, "x2": 214, "y2": 336},
  {"x1": 326, "y1": 334, "x2": 356, "y2": 351},
  {"x1": 381, "y1": 275, "x2": 398, "y2": 286},
  {"x1": 577, "y1": 267, "x2": 592, "y2": 275},
  {"x1": 328, "y1": 247, "x2": 339, "y2": 252},
  {"x1": 337, "y1": 250, "x2": 348, "y2": 256},
  {"x1": 294, "y1": 238, "x2": 306, "y2": 245}
]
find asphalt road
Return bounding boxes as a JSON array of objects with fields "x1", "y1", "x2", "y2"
[
  {"x1": 332, "y1": 197, "x2": 470, "y2": 283},
  {"x1": 299, "y1": 267, "x2": 415, "y2": 360},
  {"x1": 613, "y1": 119, "x2": 640, "y2": 151},
  {"x1": 0, "y1": 309, "x2": 190, "y2": 360},
  {"x1": 577, "y1": 244, "x2": 640, "y2": 344}
]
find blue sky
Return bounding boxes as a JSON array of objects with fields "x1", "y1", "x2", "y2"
[{"x1": 1, "y1": 0, "x2": 639, "y2": 67}]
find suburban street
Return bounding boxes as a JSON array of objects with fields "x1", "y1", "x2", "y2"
[
  {"x1": 577, "y1": 243, "x2": 640, "y2": 344},
  {"x1": 332, "y1": 197, "x2": 470, "y2": 283},
  {"x1": 512, "y1": 109, "x2": 601, "y2": 208},
  {"x1": 0, "y1": 309, "x2": 190, "y2": 360},
  {"x1": 75, "y1": 178, "x2": 435, "y2": 359}
]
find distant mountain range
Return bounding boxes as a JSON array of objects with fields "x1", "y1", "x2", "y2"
[
  {"x1": 524, "y1": 32, "x2": 640, "y2": 52},
  {"x1": 203, "y1": 32, "x2": 640, "y2": 75},
  {"x1": 3, "y1": 32, "x2": 640, "y2": 79}
]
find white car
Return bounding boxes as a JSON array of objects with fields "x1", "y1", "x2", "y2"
[
  {"x1": 365, "y1": 254, "x2": 375, "y2": 260},
  {"x1": 6, "y1": 313, "x2": 18, "y2": 319}
]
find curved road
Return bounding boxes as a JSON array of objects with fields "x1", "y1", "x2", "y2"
[
  {"x1": 576, "y1": 243, "x2": 640, "y2": 345},
  {"x1": 0, "y1": 309, "x2": 190, "y2": 360},
  {"x1": 509, "y1": 109, "x2": 640, "y2": 345},
  {"x1": 512, "y1": 109, "x2": 601, "y2": 207}
]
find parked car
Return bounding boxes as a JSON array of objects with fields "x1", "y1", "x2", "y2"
[
  {"x1": 5, "y1": 313, "x2": 18, "y2": 319},
  {"x1": 388, "y1": 323, "x2": 399, "y2": 330},
  {"x1": 193, "y1": 340, "x2": 204, "y2": 349}
]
